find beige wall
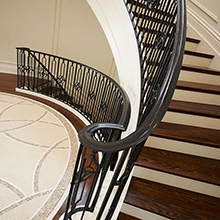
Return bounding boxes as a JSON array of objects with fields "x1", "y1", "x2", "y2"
[
  {"x1": 0, "y1": 0, "x2": 117, "y2": 80},
  {"x1": 186, "y1": 0, "x2": 220, "y2": 69},
  {"x1": 187, "y1": 0, "x2": 220, "y2": 33}
]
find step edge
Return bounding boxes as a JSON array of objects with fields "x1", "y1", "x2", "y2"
[
  {"x1": 186, "y1": 37, "x2": 201, "y2": 44},
  {"x1": 168, "y1": 100, "x2": 220, "y2": 119},
  {"x1": 176, "y1": 80, "x2": 220, "y2": 95},
  {"x1": 132, "y1": 167, "x2": 220, "y2": 198},
  {"x1": 181, "y1": 64, "x2": 220, "y2": 75},
  {"x1": 135, "y1": 162, "x2": 220, "y2": 187},
  {"x1": 152, "y1": 122, "x2": 220, "y2": 149},
  {"x1": 184, "y1": 50, "x2": 215, "y2": 59},
  {"x1": 121, "y1": 203, "x2": 169, "y2": 220}
]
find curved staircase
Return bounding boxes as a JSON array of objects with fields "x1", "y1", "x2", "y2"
[{"x1": 118, "y1": 36, "x2": 220, "y2": 219}]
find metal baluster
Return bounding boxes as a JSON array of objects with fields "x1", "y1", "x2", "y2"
[
  {"x1": 78, "y1": 66, "x2": 86, "y2": 110},
  {"x1": 67, "y1": 63, "x2": 74, "y2": 104},
  {"x1": 64, "y1": 60, "x2": 69, "y2": 102},
  {"x1": 90, "y1": 72, "x2": 99, "y2": 122},
  {"x1": 64, "y1": 144, "x2": 84, "y2": 220},
  {"x1": 95, "y1": 148, "x2": 130, "y2": 220},
  {"x1": 16, "y1": 49, "x2": 20, "y2": 88}
]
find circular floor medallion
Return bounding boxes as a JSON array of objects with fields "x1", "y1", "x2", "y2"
[{"x1": 0, "y1": 92, "x2": 79, "y2": 220}]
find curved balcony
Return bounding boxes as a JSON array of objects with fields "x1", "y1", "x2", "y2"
[{"x1": 16, "y1": 0, "x2": 187, "y2": 219}]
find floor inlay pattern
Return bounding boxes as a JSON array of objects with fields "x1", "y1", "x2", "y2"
[{"x1": 0, "y1": 92, "x2": 79, "y2": 220}]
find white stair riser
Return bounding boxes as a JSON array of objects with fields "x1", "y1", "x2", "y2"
[
  {"x1": 162, "y1": 111, "x2": 220, "y2": 130},
  {"x1": 173, "y1": 90, "x2": 220, "y2": 106},
  {"x1": 183, "y1": 54, "x2": 212, "y2": 67},
  {"x1": 133, "y1": 166, "x2": 220, "y2": 198},
  {"x1": 179, "y1": 70, "x2": 220, "y2": 85},
  {"x1": 121, "y1": 203, "x2": 169, "y2": 220},
  {"x1": 147, "y1": 136, "x2": 220, "y2": 160},
  {"x1": 185, "y1": 41, "x2": 199, "y2": 51}
]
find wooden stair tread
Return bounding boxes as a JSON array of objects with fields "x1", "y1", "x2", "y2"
[
  {"x1": 168, "y1": 100, "x2": 220, "y2": 118},
  {"x1": 117, "y1": 212, "x2": 141, "y2": 220},
  {"x1": 137, "y1": 146, "x2": 220, "y2": 186},
  {"x1": 186, "y1": 37, "x2": 201, "y2": 44},
  {"x1": 176, "y1": 80, "x2": 220, "y2": 95},
  {"x1": 152, "y1": 122, "x2": 220, "y2": 148},
  {"x1": 125, "y1": 177, "x2": 220, "y2": 220},
  {"x1": 184, "y1": 50, "x2": 214, "y2": 59},
  {"x1": 181, "y1": 64, "x2": 220, "y2": 76}
]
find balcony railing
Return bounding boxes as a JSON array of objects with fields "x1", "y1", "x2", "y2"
[
  {"x1": 16, "y1": 48, "x2": 130, "y2": 140},
  {"x1": 16, "y1": 0, "x2": 186, "y2": 219}
]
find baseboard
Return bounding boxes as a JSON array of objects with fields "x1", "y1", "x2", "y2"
[{"x1": 0, "y1": 60, "x2": 17, "y2": 74}]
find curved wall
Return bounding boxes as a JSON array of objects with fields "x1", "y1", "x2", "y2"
[
  {"x1": 0, "y1": 0, "x2": 140, "y2": 132},
  {"x1": 86, "y1": 0, "x2": 141, "y2": 135}
]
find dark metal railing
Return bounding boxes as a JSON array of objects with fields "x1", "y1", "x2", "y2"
[
  {"x1": 16, "y1": 47, "x2": 131, "y2": 219},
  {"x1": 16, "y1": 48, "x2": 130, "y2": 142},
  {"x1": 63, "y1": 0, "x2": 186, "y2": 219},
  {"x1": 16, "y1": 0, "x2": 186, "y2": 219},
  {"x1": 124, "y1": 0, "x2": 184, "y2": 126}
]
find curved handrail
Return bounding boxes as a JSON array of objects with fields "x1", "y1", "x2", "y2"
[
  {"x1": 17, "y1": 0, "x2": 187, "y2": 219},
  {"x1": 78, "y1": 0, "x2": 186, "y2": 153},
  {"x1": 63, "y1": 1, "x2": 186, "y2": 218}
]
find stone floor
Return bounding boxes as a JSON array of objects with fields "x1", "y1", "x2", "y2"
[{"x1": 0, "y1": 92, "x2": 79, "y2": 220}]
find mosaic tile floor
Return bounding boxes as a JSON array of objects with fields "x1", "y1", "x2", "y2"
[{"x1": 0, "y1": 92, "x2": 79, "y2": 220}]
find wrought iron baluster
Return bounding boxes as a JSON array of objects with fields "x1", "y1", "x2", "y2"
[
  {"x1": 141, "y1": 8, "x2": 177, "y2": 106},
  {"x1": 103, "y1": 82, "x2": 114, "y2": 123},
  {"x1": 83, "y1": 68, "x2": 92, "y2": 116},
  {"x1": 95, "y1": 148, "x2": 130, "y2": 220},
  {"x1": 21, "y1": 49, "x2": 26, "y2": 88},
  {"x1": 17, "y1": 49, "x2": 20, "y2": 88},
  {"x1": 55, "y1": 57, "x2": 60, "y2": 87},
  {"x1": 64, "y1": 144, "x2": 84, "y2": 220},
  {"x1": 68, "y1": 63, "x2": 75, "y2": 104},
  {"x1": 63, "y1": 60, "x2": 69, "y2": 102},
  {"x1": 80, "y1": 152, "x2": 111, "y2": 219},
  {"x1": 72, "y1": 64, "x2": 80, "y2": 106},
  {"x1": 33, "y1": 52, "x2": 36, "y2": 90},
  {"x1": 78, "y1": 66, "x2": 86, "y2": 110},
  {"x1": 46, "y1": 55, "x2": 51, "y2": 95},
  {"x1": 90, "y1": 72, "x2": 99, "y2": 121},
  {"x1": 90, "y1": 152, "x2": 114, "y2": 208}
]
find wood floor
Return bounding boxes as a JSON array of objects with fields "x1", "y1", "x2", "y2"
[
  {"x1": 0, "y1": 73, "x2": 86, "y2": 133},
  {"x1": 0, "y1": 72, "x2": 86, "y2": 220}
]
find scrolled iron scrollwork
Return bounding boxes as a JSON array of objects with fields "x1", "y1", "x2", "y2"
[
  {"x1": 80, "y1": 154, "x2": 99, "y2": 182},
  {"x1": 147, "y1": 0, "x2": 160, "y2": 9},
  {"x1": 39, "y1": 67, "x2": 49, "y2": 78},
  {"x1": 100, "y1": 101, "x2": 107, "y2": 112},
  {"x1": 18, "y1": 65, "x2": 34, "y2": 74},
  {"x1": 150, "y1": 84, "x2": 161, "y2": 105},
  {"x1": 57, "y1": 75, "x2": 66, "y2": 84},
  {"x1": 154, "y1": 31, "x2": 167, "y2": 50},
  {"x1": 88, "y1": 91, "x2": 96, "y2": 100},
  {"x1": 73, "y1": 82, "x2": 82, "y2": 91}
]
